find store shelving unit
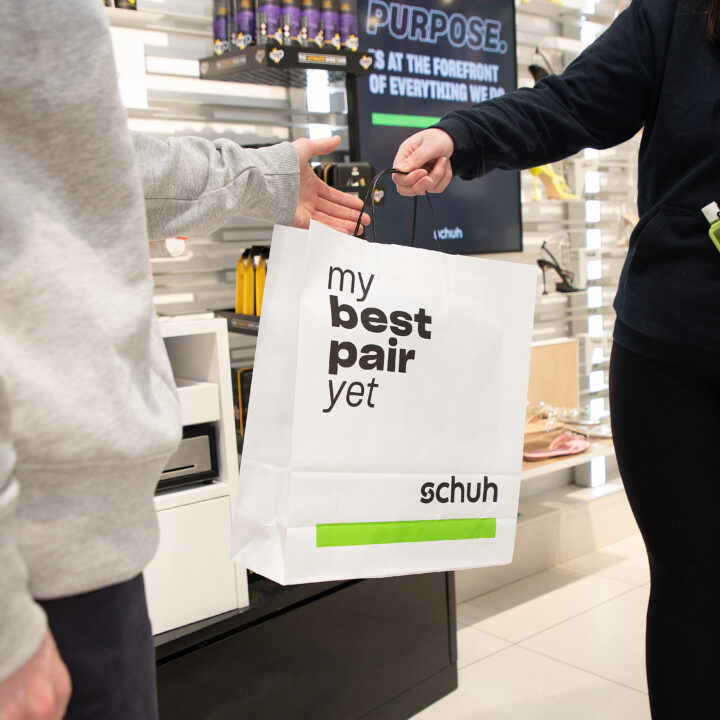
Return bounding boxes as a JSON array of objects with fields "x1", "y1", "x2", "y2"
[
  {"x1": 514, "y1": 0, "x2": 637, "y2": 421},
  {"x1": 143, "y1": 314, "x2": 247, "y2": 636},
  {"x1": 214, "y1": 309, "x2": 260, "y2": 335},
  {"x1": 198, "y1": 41, "x2": 374, "y2": 84}
]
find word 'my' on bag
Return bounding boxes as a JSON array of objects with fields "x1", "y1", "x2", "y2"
[{"x1": 233, "y1": 193, "x2": 537, "y2": 584}]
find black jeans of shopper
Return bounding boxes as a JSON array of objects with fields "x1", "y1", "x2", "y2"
[
  {"x1": 610, "y1": 342, "x2": 720, "y2": 720},
  {"x1": 38, "y1": 574, "x2": 158, "y2": 720}
]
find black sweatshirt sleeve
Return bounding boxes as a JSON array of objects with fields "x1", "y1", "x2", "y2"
[{"x1": 435, "y1": 0, "x2": 672, "y2": 179}]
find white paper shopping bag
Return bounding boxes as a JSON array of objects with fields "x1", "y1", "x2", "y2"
[{"x1": 232, "y1": 219, "x2": 536, "y2": 584}]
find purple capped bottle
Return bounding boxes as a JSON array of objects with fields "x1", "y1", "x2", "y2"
[
  {"x1": 213, "y1": 0, "x2": 230, "y2": 55},
  {"x1": 320, "y1": 0, "x2": 339, "y2": 49},
  {"x1": 338, "y1": 0, "x2": 358, "y2": 50},
  {"x1": 299, "y1": 0, "x2": 320, "y2": 47},
  {"x1": 281, "y1": 0, "x2": 300, "y2": 44},
  {"x1": 234, "y1": 0, "x2": 255, "y2": 48},
  {"x1": 257, "y1": 1, "x2": 282, "y2": 44}
]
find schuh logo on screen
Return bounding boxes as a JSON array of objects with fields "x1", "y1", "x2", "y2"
[{"x1": 433, "y1": 226, "x2": 464, "y2": 241}]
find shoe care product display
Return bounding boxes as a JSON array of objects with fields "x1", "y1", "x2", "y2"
[
  {"x1": 528, "y1": 164, "x2": 578, "y2": 201},
  {"x1": 537, "y1": 239, "x2": 584, "y2": 294},
  {"x1": 211, "y1": 1, "x2": 300, "y2": 52},
  {"x1": 206, "y1": 0, "x2": 366, "y2": 61},
  {"x1": 235, "y1": 246, "x2": 270, "y2": 316},
  {"x1": 314, "y1": 161, "x2": 373, "y2": 198},
  {"x1": 701, "y1": 201, "x2": 720, "y2": 254}
]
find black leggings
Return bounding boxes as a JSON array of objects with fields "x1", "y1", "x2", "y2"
[
  {"x1": 39, "y1": 575, "x2": 158, "y2": 720},
  {"x1": 610, "y1": 342, "x2": 720, "y2": 720}
]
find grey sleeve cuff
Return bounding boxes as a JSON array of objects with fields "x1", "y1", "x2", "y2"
[
  {"x1": 0, "y1": 478, "x2": 47, "y2": 681},
  {"x1": 131, "y1": 133, "x2": 300, "y2": 240}
]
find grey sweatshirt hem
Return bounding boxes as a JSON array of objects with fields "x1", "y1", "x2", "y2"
[
  {"x1": 0, "y1": 479, "x2": 47, "y2": 682},
  {"x1": 0, "y1": 451, "x2": 175, "y2": 680},
  {"x1": 16, "y1": 453, "x2": 174, "y2": 601}
]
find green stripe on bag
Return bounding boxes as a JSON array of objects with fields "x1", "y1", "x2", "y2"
[{"x1": 316, "y1": 518, "x2": 496, "y2": 547}]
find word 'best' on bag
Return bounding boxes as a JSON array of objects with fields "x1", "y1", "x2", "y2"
[{"x1": 232, "y1": 219, "x2": 537, "y2": 585}]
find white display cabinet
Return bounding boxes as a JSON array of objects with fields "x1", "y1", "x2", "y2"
[{"x1": 143, "y1": 313, "x2": 248, "y2": 635}]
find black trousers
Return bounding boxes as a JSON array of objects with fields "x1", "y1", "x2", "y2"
[
  {"x1": 610, "y1": 342, "x2": 720, "y2": 719},
  {"x1": 39, "y1": 574, "x2": 158, "y2": 720}
]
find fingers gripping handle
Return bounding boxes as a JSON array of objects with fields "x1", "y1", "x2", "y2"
[{"x1": 352, "y1": 168, "x2": 444, "y2": 250}]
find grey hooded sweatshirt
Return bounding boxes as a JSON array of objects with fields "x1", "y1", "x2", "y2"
[{"x1": 0, "y1": 1, "x2": 299, "y2": 679}]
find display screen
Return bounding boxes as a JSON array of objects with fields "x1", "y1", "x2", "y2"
[{"x1": 355, "y1": 0, "x2": 520, "y2": 254}]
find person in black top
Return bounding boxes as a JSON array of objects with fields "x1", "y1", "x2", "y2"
[{"x1": 392, "y1": 1, "x2": 720, "y2": 718}]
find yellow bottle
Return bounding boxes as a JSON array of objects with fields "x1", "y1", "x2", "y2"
[
  {"x1": 235, "y1": 251, "x2": 256, "y2": 314},
  {"x1": 242, "y1": 255, "x2": 255, "y2": 314},
  {"x1": 254, "y1": 255, "x2": 266, "y2": 315},
  {"x1": 235, "y1": 255, "x2": 246, "y2": 314}
]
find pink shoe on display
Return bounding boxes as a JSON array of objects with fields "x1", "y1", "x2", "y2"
[{"x1": 523, "y1": 433, "x2": 591, "y2": 461}]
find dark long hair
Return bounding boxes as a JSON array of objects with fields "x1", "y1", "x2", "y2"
[{"x1": 707, "y1": 0, "x2": 720, "y2": 42}]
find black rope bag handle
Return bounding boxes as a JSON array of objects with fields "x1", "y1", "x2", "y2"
[{"x1": 352, "y1": 168, "x2": 445, "y2": 251}]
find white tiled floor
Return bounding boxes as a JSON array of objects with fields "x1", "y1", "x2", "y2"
[{"x1": 412, "y1": 534, "x2": 652, "y2": 719}]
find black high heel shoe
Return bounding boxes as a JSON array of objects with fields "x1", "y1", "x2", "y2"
[
  {"x1": 528, "y1": 47, "x2": 555, "y2": 85},
  {"x1": 528, "y1": 64, "x2": 549, "y2": 83},
  {"x1": 537, "y1": 241, "x2": 583, "y2": 294}
]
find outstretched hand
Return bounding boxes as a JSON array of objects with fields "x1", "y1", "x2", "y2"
[
  {"x1": 291, "y1": 136, "x2": 370, "y2": 235},
  {"x1": 0, "y1": 630, "x2": 71, "y2": 720},
  {"x1": 392, "y1": 128, "x2": 455, "y2": 196}
]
